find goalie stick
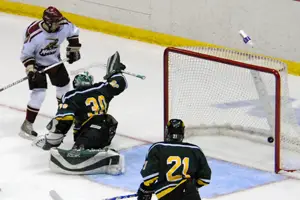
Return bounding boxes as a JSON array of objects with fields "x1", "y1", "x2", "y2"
[
  {"x1": 0, "y1": 58, "x2": 68, "y2": 92},
  {"x1": 118, "y1": 69, "x2": 146, "y2": 80},
  {"x1": 69, "y1": 62, "x2": 146, "y2": 80},
  {"x1": 99, "y1": 63, "x2": 146, "y2": 80}
]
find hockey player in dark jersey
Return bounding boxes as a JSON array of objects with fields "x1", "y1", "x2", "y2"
[
  {"x1": 137, "y1": 119, "x2": 211, "y2": 200},
  {"x1": 32, "y1": 52, "x2": 127, "y2": 175}
]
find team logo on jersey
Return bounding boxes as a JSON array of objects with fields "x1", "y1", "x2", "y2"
[
  {"x1": 109, "y1": 80, "x2": 119, "y2": 88},
  {"x1": 39, "y1": 38, "x2": 59, "y2": 56}
]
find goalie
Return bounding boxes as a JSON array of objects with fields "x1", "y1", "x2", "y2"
[{"x1": 33, "y1": 52, "x2": 127, "y2": 175}]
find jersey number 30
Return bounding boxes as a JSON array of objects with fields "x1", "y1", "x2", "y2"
[
  {"x1": 166, "y1": 156, "x2": 191, "y2": 182},
  {"x1": 85, "y1": 95, "x2": 107, "y2": 117}
]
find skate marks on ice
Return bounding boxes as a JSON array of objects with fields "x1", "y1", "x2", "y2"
[
  {"x1": 0, "y1": 105, "x2": 146, "y2": 200},
  {"x1": 0, "y1": 102, "x2": 151, "y2": 145},
  {"x1": 85, "y1": 144, "x2": 286, "y2": 199},
  {"x1": 49, "y1": 190, "x2": 64, "y2": 200}
]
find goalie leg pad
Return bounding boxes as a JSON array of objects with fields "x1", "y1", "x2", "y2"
[{"x1": 49, "y1": 148, "x2": 125, "y2": 175}]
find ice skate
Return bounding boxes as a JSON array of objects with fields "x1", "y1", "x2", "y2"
[{"x1": 19, "y1": 120, "x2": 38, "y2": 140}]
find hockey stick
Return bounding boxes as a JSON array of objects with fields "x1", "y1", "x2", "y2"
[
  {"x1": 238, "y1": 30, "x2": 276, "y2": 143},
  {"x1": 98, "y1": 63, "x2": 146, "y2": 80},
  {"x1": 70, "y1": 62, "x2": 146, "y2": 80},
  {"x1": 49, "y1": 190, "x2": 136, "y2": 200},
  {"x1": 103, "y1": 193, "x2": 137, "y2": 200},
  {"x1": 120, "y1": 70, "x2": 146, "y2": 80},
  {"x1": 0, "y1": 58, "x2": 68, "y2": 92}
]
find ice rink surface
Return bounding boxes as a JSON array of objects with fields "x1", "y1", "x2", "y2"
[{"x1": 0, "y1": 12, "x2": 300, "y2": 200}]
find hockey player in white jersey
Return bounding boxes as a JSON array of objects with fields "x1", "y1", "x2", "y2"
[{"x1": 20, "y1": 6, "x2": 81, "y2": 139}]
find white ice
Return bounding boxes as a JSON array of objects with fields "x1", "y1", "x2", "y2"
[{"x1": 0, "y1": 12, "x2": 300, "y2": 200}]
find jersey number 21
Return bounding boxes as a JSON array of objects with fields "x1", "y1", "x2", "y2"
[{"x1": 166, "y1": 156, "x2": 191, "y2": 182}]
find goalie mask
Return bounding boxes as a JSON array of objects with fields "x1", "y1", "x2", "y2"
[
  {"x1": 73, "y1": 71, "x2": 94, "y2": 89},
  {"x1": 165, "y1": 119, "x2": 185, "y2": 142}
]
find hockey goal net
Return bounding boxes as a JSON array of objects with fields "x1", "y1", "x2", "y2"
[{"x1": 164, "y1": 47, "x2": 300, "y2": 173}]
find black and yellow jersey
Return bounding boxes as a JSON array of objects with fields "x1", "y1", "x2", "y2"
[
  {"x1": 55, "y1": 73, "x2": 127, "y2": 134},
  {"x1": 140, "y1": 142, "x2": 211, "y2": 199}
]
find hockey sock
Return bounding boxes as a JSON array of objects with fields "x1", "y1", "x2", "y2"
[{"x1": 26, "y1": 105, "x2": 39, "y2": 123}]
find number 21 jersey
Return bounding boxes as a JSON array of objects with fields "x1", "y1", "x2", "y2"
[{"x1": 140, "y1": 142, "x2": 211, "y2": 199}]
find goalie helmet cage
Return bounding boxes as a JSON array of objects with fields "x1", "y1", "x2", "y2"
[{"x1": 163, "y1": 46, "x2": 300, "y2": 174}]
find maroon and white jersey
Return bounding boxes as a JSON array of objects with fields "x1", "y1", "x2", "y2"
[{"x1": 20, "y1": 20, "x2": 79, "y2": 69}]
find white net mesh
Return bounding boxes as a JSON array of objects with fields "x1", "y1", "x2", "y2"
[{"x1": 166, "y1": 47, "x2": 300, "y2": 172}]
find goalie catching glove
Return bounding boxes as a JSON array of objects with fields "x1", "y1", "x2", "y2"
[{"x1": 104, "y1": 51, "x2": 126, "y2": 80}]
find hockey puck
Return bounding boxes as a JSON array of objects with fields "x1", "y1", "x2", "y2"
[{"x1": 268, "y1": 137, "x2": 274, "y2": 143}]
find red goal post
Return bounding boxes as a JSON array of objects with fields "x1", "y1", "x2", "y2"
[{"x1": 163, "y1": 46, "x2": 300, "y2": 173}]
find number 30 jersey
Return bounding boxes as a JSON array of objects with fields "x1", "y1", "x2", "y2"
[
  {"x1": 140, "y1": 142, "x2": 211, "y2": 199},
  {"x1": 55, "y1": 73, "x2": 127, "y2": 134}
]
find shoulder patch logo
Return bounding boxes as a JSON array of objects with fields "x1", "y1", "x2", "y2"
[{"x1": 109, "y1": 80, "x2": 119, "y2": 88}]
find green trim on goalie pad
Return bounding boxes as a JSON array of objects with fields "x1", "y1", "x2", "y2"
[
  {"x1": 86, "y1": 144, "x2": 286, "y2": 198},
  {"x1": 50, "y1": 155, "x2": 119, "y2": 172},
  {"x1": 55, "y1": 148, "x2": 102, "y2": 165},
  {"x1": 50, "y1": 148, "x2": 119, "y2": 172}
]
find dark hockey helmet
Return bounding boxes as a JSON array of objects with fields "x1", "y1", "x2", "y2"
[
  {"x1": 73, "y1": 71, "x2": 94, "y2": 89},
  {"x1": 42, "y1": 6, "x2": 64, "y2": 32},
  {"x1": 165, "y1": 119, "x2": 185, "y2": 142}
]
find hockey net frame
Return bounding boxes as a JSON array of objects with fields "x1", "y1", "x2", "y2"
[{"x1": 163, "y1": 46, "x2": 300, "y2": 174}]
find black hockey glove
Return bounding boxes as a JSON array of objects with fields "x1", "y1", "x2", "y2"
[
  {"x1": 26, "y1": 64, "x2": 38, "y2": 82},
  {"x1": 137, "y1": 183, "x2": 153, "y2": 200},
  {"x1": 103, "y1": 51, "x2": 126, "y2": 80},
  {"x1": 66, "y1": 43, "x2": 81, "y2": 64}
]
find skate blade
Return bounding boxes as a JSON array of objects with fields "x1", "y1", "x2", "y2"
[{"x1": 19, "y1": 131, "x2": 37, "y2": 141}]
